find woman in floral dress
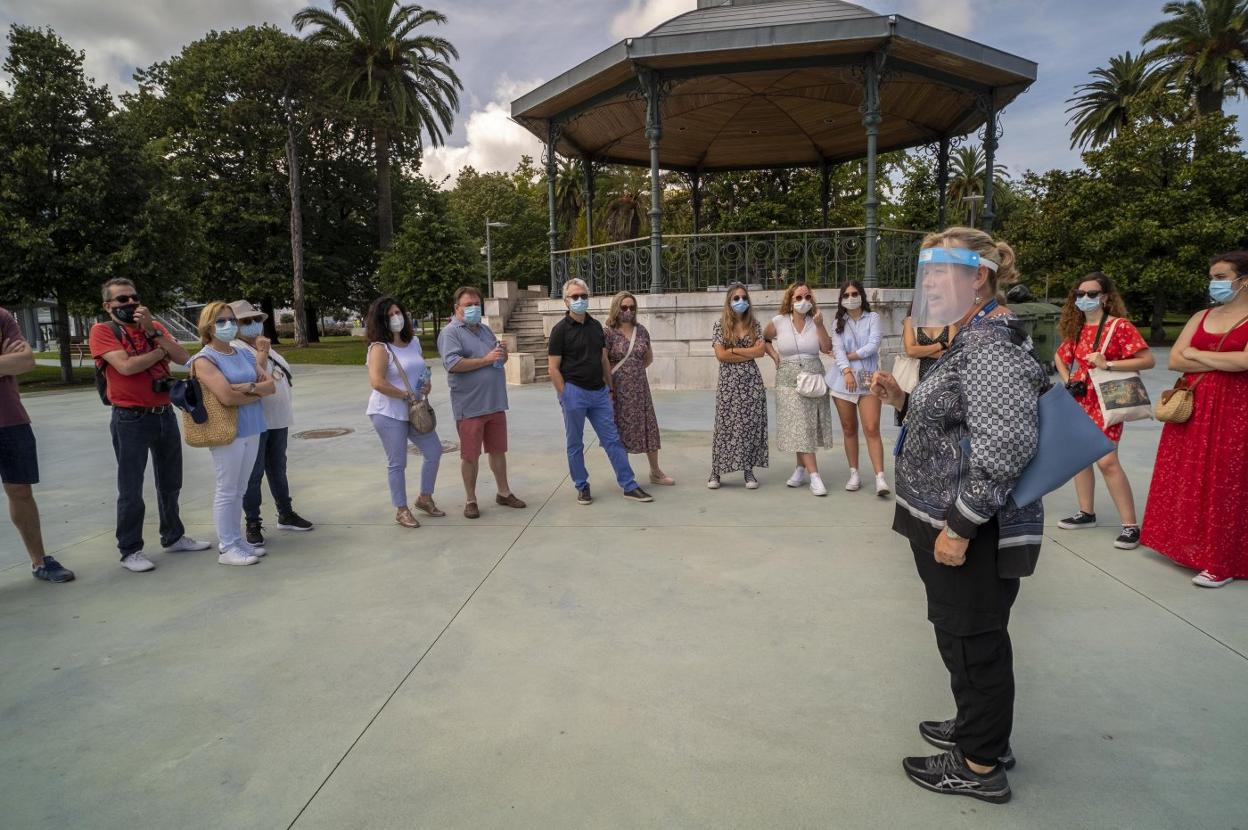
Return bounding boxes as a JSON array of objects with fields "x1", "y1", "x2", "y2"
[
  {"x1": 604, "y1": 292, "x2": 673, "y2": 486},
  {"x1": 708, "y1": 283, "x2": 769, "y2": 489}
]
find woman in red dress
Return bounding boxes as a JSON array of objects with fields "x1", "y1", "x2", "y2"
[
  {"x1": 1054, "y1": 273, "x2": 1155, "y2": 549},
  {"x1": 1141, "y1": 252, "x2": 1248, "y2": 588}
]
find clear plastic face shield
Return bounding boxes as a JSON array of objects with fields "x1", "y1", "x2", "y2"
[{"x1": 910, "y1": 245, "x2": 997, "y2": 328}]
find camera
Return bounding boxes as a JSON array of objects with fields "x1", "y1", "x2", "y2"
[
  {"x1": 152, "y1": 376, "x2": 177, "y2": 394},
  {"x1": 1065, "y1": 380, "x2": 1087, "y2": 399}
]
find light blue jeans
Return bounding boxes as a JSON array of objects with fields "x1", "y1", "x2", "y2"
[
  {"x1": 370, "y1": 414, "x2": 442, "y2": 507},
  {"x1": 560, "y1": 382, "x2": 638, "y2": 492}
]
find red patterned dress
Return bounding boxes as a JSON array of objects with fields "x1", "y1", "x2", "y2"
[
  {"x1": 1055, "y1": 317, "x2": 1150, "y2": 441},
  {"x1": 1141, "y1": 312, "x2": 1248, "y2": 578}
]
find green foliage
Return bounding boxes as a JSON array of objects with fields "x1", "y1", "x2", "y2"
[
  {"x1": 447, "y1": 158, "x2": 548, "y2": 285},
  {"x1": 1143, "y1": 0, "x2": 1248, "y2": 116},
  {"x1": 1066, "y1": 52, "x2": 1174, "y2": 149}
]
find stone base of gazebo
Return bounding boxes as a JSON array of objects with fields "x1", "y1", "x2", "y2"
[{"x1": 533, "y1": 288, "x2": 913, "y2": 391}]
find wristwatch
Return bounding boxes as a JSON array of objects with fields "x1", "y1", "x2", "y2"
[{"x1": 944, "y1": 525, "x2": 964, "y2": 541}]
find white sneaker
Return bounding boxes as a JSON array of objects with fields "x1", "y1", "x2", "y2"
[
  {"x1": 218, "y1": 547, "x2": 259, "y2": 566},
  {"x1": 845, "y1": 469, "x2": 861, "y2": 491},
  {"x1": 875, "y1": 473, "x2": 891, "y2": 497},
  {"x1": 239, "y1": 540, "x2": 267, "y2": 558},
  {"x1": 707, "y1": 475, "x2": 721, "y2": 490},
  {"x1": 786, "y1": 467, "x2": 809, "y2": 488},
  {"x1": 809, "y1": 473, "x2": 828, "y2": 497},
  {"x1": 165, "y1": 536, "x2": 211, "y2": 552},
  {"x1": 744, "y1": 471, "x2": 760, "y2": 490},
  {"x1": 120, "y1": 552, "x2": 155, "y2": 572},
  {"x1": 1192, "y1": 570, "x2": 1233, "y2": 588}
]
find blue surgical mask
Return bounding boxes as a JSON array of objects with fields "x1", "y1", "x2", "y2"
[
  {"x1": 1075, "y1": 295, "x2": 1102, "y2": 313},
  {"x1": 240, "y1": 321, "x2": 264, "y2": 338},
  {"x1": 1209, "y1": 279, "x2": 1240, "y2": 304},
  {"x1": 731, "y1": 298, "x2": 750, "y2": 314},
  {"x1": 569, "y1": 298, "x2": 589, "y2": 314},
  {"x1": 215, "y1": 321, "x2": 238, "y2": 342},
  {"x1": 463, "y1": 305, "x2": 483, "y2": 325}
]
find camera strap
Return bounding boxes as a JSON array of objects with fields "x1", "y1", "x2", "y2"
[{"x1": 1070, "y1": 315, "x2": 1109, "y2": 377}]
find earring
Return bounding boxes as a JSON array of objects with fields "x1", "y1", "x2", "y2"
[{"x1": 973, "y1": 295, "x2": 982, "y2": 304}]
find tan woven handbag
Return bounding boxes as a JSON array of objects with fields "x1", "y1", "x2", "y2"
[
  {"x1": 1155, "y1": 311, "x2": 1248, "y2": 424},
  {"x1": 182, "y1": 357, "x2": 239, "y2": 448}
]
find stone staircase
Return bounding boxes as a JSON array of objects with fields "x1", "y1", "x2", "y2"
[{"x1": 505, "y1": 298, "x2": 550, "y2": 383}]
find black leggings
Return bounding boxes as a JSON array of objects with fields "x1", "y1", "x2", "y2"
[{"x1": 911, "y1": 518, "x2": 1020, "y2": 767}]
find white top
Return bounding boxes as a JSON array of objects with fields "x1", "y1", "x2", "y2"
[
  {"x1": 826, "y1": 311, "x2": 883, "y2": 398},
  {"x1": 772, "y1": 314, "x2": 824, "y2": 361},
  {"x1": 366, "y1": 338, "x2": 429, "y2": 421},
  {"x1": 233, "y1": 341, "x2": 295, "y2": 430}
]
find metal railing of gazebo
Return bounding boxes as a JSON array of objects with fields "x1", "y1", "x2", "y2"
[{"x1": 551, "y1": 227, "x2": 925, "y2": 297}]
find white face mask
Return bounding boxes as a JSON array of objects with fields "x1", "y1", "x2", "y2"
[
  {"x1": 793, "y1": 299, "x2": 813, "y2": 315},
  {"x1": 843, "y1": 296, "x2": 862, "y2": 311},
  {"x1": 388, "y1": 313, "x2": 405, "y2": 333}
]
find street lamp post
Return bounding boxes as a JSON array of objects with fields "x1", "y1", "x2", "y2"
[
  {"x1": 962, "y1": 195, "x2": 984, "y2": 229},
  {"x1": 485, "y1": 219, "x2": 508, "y2": 294}
]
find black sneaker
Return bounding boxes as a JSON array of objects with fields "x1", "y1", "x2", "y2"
[
  {"x1": 622, "y1": 487, "x2": 654, "y2": 503},
  {"x1": 246, "y1": 520, "x2": 265, "y2": 546},
  {"x1": 1115, "y1": 525, "x2": 1141, "y2": 550},
  {"x1": 902, "y1": 748, "x2": 1012, "y2": 804},
  {"x1": 577, "y1": 486, "x2": 593, "y2": 505},
  {"x1": 32, "y1": 556, "x2": 75, "y2": 583},
  {"x1": 919, "y1": 719, "x2": 1016, "y2": 769},
  {"x1": 277, "y1": 512, "x2": 314, "y2": 531},
  {"x1": 1058, "y1": 511, "x2": 1096, "y2": 530}
]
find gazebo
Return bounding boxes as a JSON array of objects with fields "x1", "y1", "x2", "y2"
[{"x1": 511, "y1": 0, "x2": 1037, "y2": 296}]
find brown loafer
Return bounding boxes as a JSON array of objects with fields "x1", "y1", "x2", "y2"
[
  {"x1": 414, "y1": 497, "x2": 446, "y2": 518},
  {"x1": 395, "y1": 507, "x2": 420, "y2": 529},
  {"x1": 495, "y1": 493, "x2": 526, "y2": 509},
  {"x1": 464, "y1": 502, "x2": 480, "y2": 519}
]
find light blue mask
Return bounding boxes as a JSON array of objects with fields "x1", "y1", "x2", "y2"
[
  {"x1": 1074, "y1": 295, "x2": 1102, "y2": 314},
  {"x1": 731, "y1": 298, "x2": 750, "y2": 314},
  {"x1": 569, "y1": 298, "x2": 589, "y2": 314},
  {"x1": 463, "y1": 305, "x2": 483, "y2": 325},
  {"x1": 1209, "y1": 279, "x2": 1239, "y2": 304},
  {"x1": 240, "y1": 321, "x2": 264, "y2": 338},
  {"x1": 215, "y1": 321, "x2": 238, "y2": 342}
]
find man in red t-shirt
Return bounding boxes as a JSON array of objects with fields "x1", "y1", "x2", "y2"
[
  {"x1": 0, "y1": 307, "x2": 74, "y2": 582},
  {"x1": 90, "y1": 278, "x2": 209, "y2": 572}
]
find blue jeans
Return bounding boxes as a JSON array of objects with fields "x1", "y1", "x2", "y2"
[
  {"x1": 244, "y1": 428, "x2": 294, "y2": 522},
  {"x1": 369, "y1": 414, "x2": 443, "y2": 507},
  {"x1": 560, "y1": 382, "x2": 637, "y2": 492},
  {"x1": 110, "y1": 408, "x2": 185, "y2": 558}
]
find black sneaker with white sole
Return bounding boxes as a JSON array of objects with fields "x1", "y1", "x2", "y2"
[
  {"x1": 246, "y1": 520, "x2": 265, "y2": 546},
  {"x1": 622, "y1": 487, "x2": 654, "y2": 503},
  {"x1": 902, "y1": 748, "x2": 1012, "y2": 804},
  {"x1": 1114, "y1": 525, "x2": 1141, "y2": 549},
  {"x1": 278, "y1": 512, "x2": 314, "y2": 531},
  {"x1": 918, "y1": 719, "x2": 1016, "y2": 769},
  {"x1": 577, "y1": 486, "x2": 593, "y2": 505},
  {"x1": 1058, "y1": 511, "x2": 1096, "y2": 530}
]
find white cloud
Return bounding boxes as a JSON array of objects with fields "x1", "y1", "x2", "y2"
[
  {"x1": 610, "y1": 0, "x2": 696, "y2": 39},
  {"x1": 420, "y1": 76, "x2": 546, "y2": 187},
  {"x1": 894, "y1": 0, "x2": 979, "y2": 35}
]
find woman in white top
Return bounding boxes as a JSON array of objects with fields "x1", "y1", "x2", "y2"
[
  {"x1": 365, "y1": 296, "x2": 444, "y2": 529},
  {"x1": 763, "y1": 283, "x2": 835, "y2": 495},
  {"x1": 827, "y1": 280, "x2": 889, "y2": 496}
]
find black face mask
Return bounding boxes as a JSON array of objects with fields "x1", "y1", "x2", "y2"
[{"x1": 111, "y1": 304, "x2": 138, "y2": 324}]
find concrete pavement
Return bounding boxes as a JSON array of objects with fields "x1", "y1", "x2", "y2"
[{"x1": 1, "y1": 353, "x2": 1245, "y2": 829}]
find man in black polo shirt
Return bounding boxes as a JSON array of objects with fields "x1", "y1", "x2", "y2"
[{"x1": 548, "y1": 278, "x2": 653, "y2": 505}]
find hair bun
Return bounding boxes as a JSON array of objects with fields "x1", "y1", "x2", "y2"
[{"x1": 993, "y1": 240, "x2": 1017, "y2": 286}]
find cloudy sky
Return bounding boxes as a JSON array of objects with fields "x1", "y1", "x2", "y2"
[{"x1": 2, "y1": 0, "x2": 1245, "y2": 183}]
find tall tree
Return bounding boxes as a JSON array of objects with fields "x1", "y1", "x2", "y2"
[
  {"x1": 945, "y1": 145, "x2": 1010, "y2": 227},
  {"x1": 1066, "y1": 52, "x2": 1170, "y2": 148},
  {"x1": 293, "y1": 0, "x2": 462, "y2": 249},
  {"x1": 1143, "y1": 0, "x2": 1248, "y2": 116}
]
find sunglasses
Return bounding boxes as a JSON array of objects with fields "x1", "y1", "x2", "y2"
[
  {"x1": 794, "y1": 294, "x2": 812, "y2": 301},
  {"x1": 1075, "y1": 290, "x2": 1103, "y2": 299},
  {"x1": 215, "y1": 318, "x2": 236, "y2": 325},
  {"x1": 567, "y1": 293, "x2": 589, "y2": 301},
  {"x1": 842, "y1": 292, "x2": 861, "y2": 298},
  {"x1": 110, "y1": 294, "x2": 140, "y2": 304},
  {"x1": 620, "y1": 304, "x2": 636, "y2": 311}
]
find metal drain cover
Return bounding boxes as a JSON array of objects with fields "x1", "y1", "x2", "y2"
[
  {"x1": 294, "y1": 428, "x2": 354, "y2": 440},
  {"x1": 411, "y1": 439, "x2": 459, "y2": 455}
]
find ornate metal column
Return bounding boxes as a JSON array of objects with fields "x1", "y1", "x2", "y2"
[
  {"x1": 545, "y1": 120, "x2": 561, "y2": 295},
  {"x1": 819, "y1": 160, "x2": 832, "y2": 228},
  {"x1": 690, "y1": 170, "x2": 702, "y2": 236},
  {"x1": 980, "y1": 92, "x2": 999, "y2": 232},
  {"x1": 936, "y1": 135, "x2": 951, "y2": 230},
  {"x1": 639, "y1": 69, "x2": 664, "y2": 294},
  {"x1": 582, "y1": 156, "x2": 596, "y2": 290},
  {"x1": 860, "y1": 55, "x2": 883, "y2": 287}
]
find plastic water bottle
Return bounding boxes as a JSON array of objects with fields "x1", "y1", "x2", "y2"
[{"x1": 493, "y1": 343, "x2": 503, "y2": 369}]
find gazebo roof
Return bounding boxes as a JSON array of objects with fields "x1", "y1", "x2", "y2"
[{"x1": 511, "y1": 0, "x2": 1037, "y2": 172}]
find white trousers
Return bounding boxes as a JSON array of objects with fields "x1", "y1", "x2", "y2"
[{"x1": 209, "y1": 434, "x2": 260, "y2": 551}]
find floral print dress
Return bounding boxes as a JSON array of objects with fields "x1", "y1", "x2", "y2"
[
  {"x1": 605, "y1": 324, "x2": 661, "y2": 453},
  {"x1": 711, "y1": 320, "x2": 769, "y2": 475}
]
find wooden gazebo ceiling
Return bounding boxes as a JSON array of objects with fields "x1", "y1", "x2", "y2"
[{"x1": 511, "y1": 1, "x2": 1037, "y2": 172}]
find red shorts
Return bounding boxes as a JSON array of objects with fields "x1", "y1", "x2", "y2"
[{"x1": 456, "y1": 411, "x2": 508, "y2": 461}]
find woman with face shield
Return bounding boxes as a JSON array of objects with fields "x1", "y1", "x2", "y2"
[
  {"x1": 1141, "y1": 251, "x2": 1248, "y2": 588},
  {"x1": 871, "y1": 227, "x2": 1049, "y2": 804}
]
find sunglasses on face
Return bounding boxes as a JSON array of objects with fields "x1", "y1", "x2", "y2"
[
  {"x1": 730, "y1": 295, "x2": 747, "y2": 302},
  {"x1": 794, "y1": 294, "x2": 812, "y2": 301},
  {"x1": 1075, "y1": 290, "x2": 1103, "y2": 299},
  {"x1": 842, "y1": 292, "x2": 860, "y2": 299},
  {"x1": 215, "y1": 318, "x2": 236, "y2": 325},
  {"x1": 567, "y1": 294, "x2": 589, "y2": 301},
  {"x1": 620, "y1": 304, "x2": 636, "y2": 311},
  {"x1": 110, "y1": 294, "x2": 140, "y2": 304}
]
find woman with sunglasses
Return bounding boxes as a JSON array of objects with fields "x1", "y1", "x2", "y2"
[
  {"x1": 709, "y1": 283, "x2": 768, "y2": 489},
  {"x1": 190, "y1": 302, "x2": 276, "y2": 566},
  {"x1": 764, "y1": 283, "x2": 835, "y2": 496},
  {"x1": 604, "y1": 292, "x2": 673, "y2": 486},
  {"x1": 1054, "y1": 273, "x2": 1154, "y2": 549},
  {"x1": 827, "y1": 280, "x2": 888, "y2": 496}
]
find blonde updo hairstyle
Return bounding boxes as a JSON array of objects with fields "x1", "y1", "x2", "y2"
[{"x1": 920, "y1": 226, "x2": 1018, "y2": 302}]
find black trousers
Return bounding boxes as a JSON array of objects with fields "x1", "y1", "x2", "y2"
[
  {"x1": 911, "y1": 517, "x2": 1020, "y2": 767},
  {"x1": 110, "y1": 408, "x2": 185, "y2": 558}
]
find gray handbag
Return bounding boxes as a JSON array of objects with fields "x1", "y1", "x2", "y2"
[{"x1": 386, "y1": 345, "x2": 437, "y2": 434}]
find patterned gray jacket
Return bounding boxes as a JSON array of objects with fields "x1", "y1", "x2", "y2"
[{"x1": 892, "y1": 314, "x2": 1049, "y2": 578}]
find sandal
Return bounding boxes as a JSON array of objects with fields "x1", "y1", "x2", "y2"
[{"x1": 395, "y1": 507, "x2": 421, "y2": 529}]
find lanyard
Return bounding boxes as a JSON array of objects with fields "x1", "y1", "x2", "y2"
[{"x1": 968, "y1": 299, "x2": 999, "y2": 327}]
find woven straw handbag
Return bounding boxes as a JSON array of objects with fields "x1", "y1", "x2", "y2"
[
  {"x1": 1154, "y1": 311, "x2": 1248, "y2": 424},
  {"x1": 182, "y1": 358, "x2": 239, "y2": 448}
]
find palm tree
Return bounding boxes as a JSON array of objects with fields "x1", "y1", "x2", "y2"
[
  {"x1": 946, "y1": 145, "x2": 1010, "y2": 227},
  {"x1": 1143, "y1": 0, "x2": 1248, "y2": 116},
  {"x1": 554, "y1": 158, "x2": 583, "y2": 247},
  {"x1": 598, "y1": 168, "x2": 651, "y2": 242},
  {"x1": 1066, "y1": 52, "x2": 1169, "y2": 149},
  {"x1": 293, "y1": 0, "x2": 462, "y2": 248}
]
